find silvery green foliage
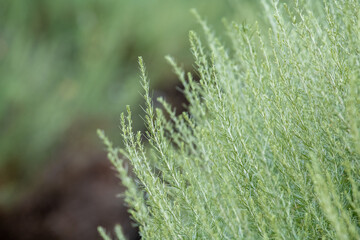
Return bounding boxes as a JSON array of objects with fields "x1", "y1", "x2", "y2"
[{"x1": 99, "y1": 0, "x2": 360, "y2": 239}]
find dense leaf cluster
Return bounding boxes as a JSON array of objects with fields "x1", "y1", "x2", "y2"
[{"x1": 99, "y1": 0, "x2": 360, "y2": 239}]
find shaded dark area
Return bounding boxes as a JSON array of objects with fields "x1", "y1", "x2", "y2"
[
  {"x1": 154, "y1": 77, "x2": 191, "y2": 116},
  {"x1": 0, "y1": 120, "x2": 140, "y2": 240}
]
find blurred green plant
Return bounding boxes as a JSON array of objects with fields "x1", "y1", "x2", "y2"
[
  {"x1": 0, "y1": 0, "x2": 260, "y2": 206},
  {"x1": 99, "y1": 0, "x2": 360, "y2": 239}
]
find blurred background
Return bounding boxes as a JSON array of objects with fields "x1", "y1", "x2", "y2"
[{"x1": 0, "y1": 0, "x2": 261, "y2": 239}]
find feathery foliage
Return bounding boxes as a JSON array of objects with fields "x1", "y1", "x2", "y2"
[{"x1": 99, "y1": 0, "x2": 360, "y2": 239}]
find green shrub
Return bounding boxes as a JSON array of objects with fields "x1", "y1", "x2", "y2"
[{"x1": 99, "y1": 0, "x2": 360, "y2": 239}]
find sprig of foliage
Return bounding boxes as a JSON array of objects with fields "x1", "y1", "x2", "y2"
[{"x1": 100, "y1": 0, "x2": 360, "y2": 239}]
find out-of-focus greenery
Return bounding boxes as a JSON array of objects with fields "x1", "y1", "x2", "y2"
[{"x1": 0, "y1": 1, "x2": 260, "y2": 206}]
